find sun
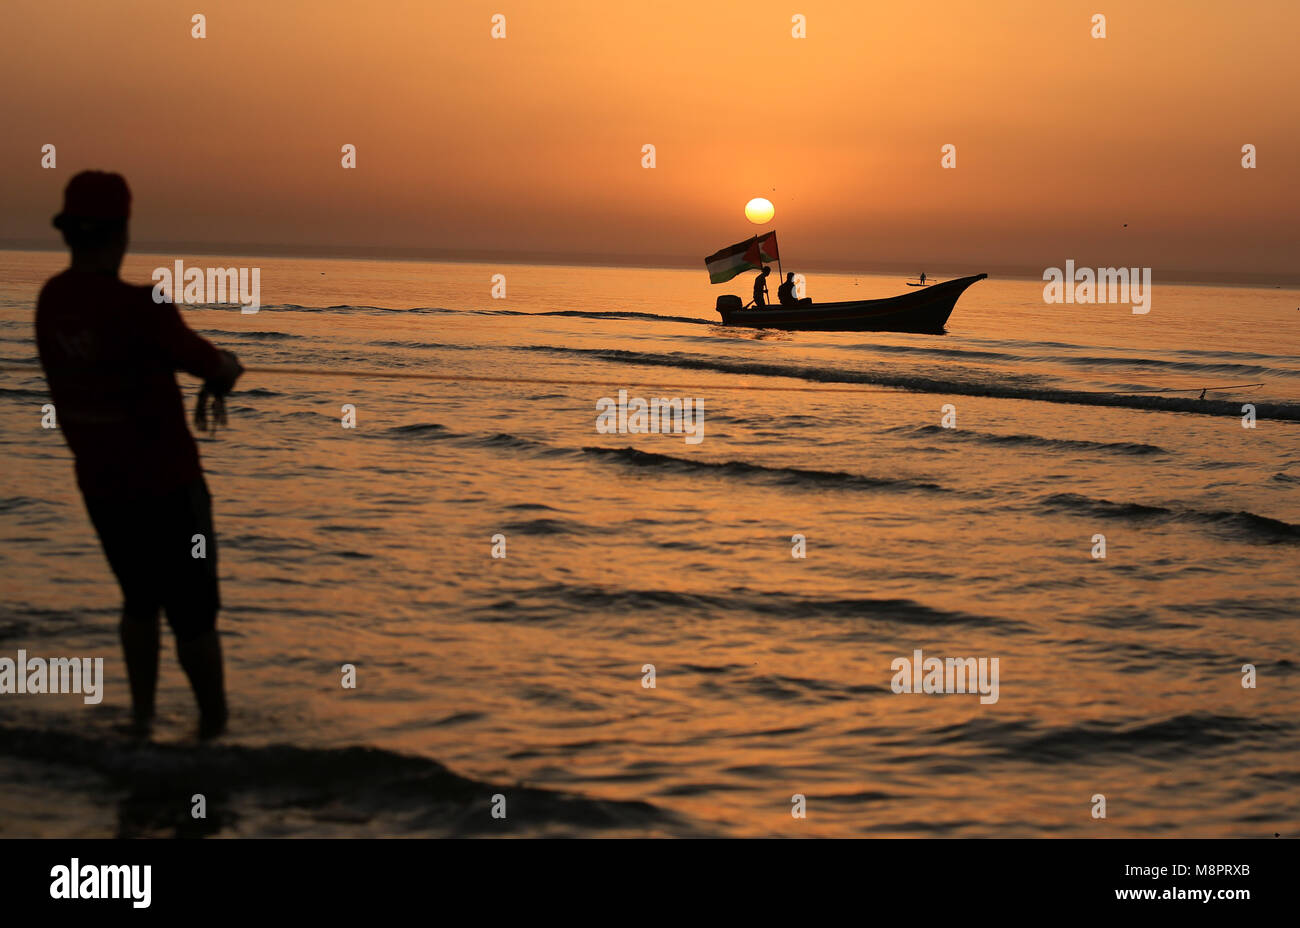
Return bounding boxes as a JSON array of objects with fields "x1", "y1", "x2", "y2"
[{"x1": 745, "y1": 197, "x2": 775, "y2": 224}]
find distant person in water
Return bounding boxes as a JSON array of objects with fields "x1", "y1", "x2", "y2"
[
  {"x1": 36, "y1": 171, "x2": 243, "y2": 739},
  {"x1": 919, "y1": 271, "x2": 927, "y2": 285},
  {"x1": 778, "y1": 272, "x2": 812, "y2": 307},
  {"x1": 752, "y1": 265, "x2": 772, "y2": 307}
]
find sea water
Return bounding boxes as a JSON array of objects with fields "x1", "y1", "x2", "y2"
[{"x1": 1, "y1": 250, "x2": 1296, "y2": 836}]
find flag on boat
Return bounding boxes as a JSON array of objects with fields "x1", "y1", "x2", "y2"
[{"x1": 704, "y1": 231, "x2": 779, "y2": 284}]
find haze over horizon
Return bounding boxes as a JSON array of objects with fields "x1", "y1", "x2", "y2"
[{"x1": 3, "y1": 0, "x2": 1297, "y2": 281}]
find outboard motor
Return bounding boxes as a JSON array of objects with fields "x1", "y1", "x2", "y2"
[{"x1": 715, "y1": 294, "x2": 743, "y2": 317}]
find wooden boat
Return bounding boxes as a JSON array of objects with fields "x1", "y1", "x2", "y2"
[
  {"x1": 905, "y1": 282, "x2": 929, "y2": 287},
  {"x1": 715, "y1": 273, "x2": 986, "y2": 332}
]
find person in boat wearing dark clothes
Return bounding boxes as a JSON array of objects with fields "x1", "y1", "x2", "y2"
[
  {"x1": 36, "y1": 171, "x2": 243, "y2": 739},
  {"x1": 778, "y1": 272, "x2": 812, "y2": 308},
  {"x1": 752, "y1": 265, "x2": 772, "y2": 307}
]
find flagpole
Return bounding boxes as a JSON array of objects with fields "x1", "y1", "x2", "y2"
[
  {"x1": 759, "y1": 232, "x2": 769, "y2": 305},
  {"x1": 772, "y1": 229, "x2": 782, "y2": 291}
]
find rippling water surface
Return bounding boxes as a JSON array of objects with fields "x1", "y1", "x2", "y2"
[{"x1": 1, "y1": 250, "x2": 1297, "y2": 836}]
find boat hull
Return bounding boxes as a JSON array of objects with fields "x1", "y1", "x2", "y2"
[{"x1": 718, "y1": 273, "x2": 986, "y2": 332}]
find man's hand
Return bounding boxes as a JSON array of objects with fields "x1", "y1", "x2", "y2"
[
  {"x1": 194, "y1": 350, "x2": 242, "y2": 433},
  {"x1": 207, "y1": 350, "x2": 243, "y2": 395}
]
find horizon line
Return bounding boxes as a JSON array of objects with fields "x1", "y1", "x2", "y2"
[{"x1": 4, "y1": 240, "x2": 1298, "y2": 289}]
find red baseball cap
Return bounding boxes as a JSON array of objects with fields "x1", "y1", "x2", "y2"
[{"x1": 53, "y1": 171, "x2": 131, "y2": 226}]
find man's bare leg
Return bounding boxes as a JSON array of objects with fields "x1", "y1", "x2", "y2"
[
  {"x1": 177, "y1": 628, "x2": 228, "y2": 739},
  {"x1": 119, "y1": 608, "x2": 160, "y2": 732}
]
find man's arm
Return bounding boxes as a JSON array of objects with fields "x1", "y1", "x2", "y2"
[{"x1": 149, "y1": 298, "x2": 243, "y2": 392}]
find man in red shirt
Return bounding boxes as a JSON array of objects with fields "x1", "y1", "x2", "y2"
[{"x1": 36, "y1": 171, "x2": 242, "y2": 739}]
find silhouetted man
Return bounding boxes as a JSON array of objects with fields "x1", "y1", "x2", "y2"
[
  {"x1": 36, "y1": 171, "x2": 242, "y2": 739},
  {"x1": 778, "y1": 272, "x2": 812, "y2": 307},
  {"x1": 919, "y1": 271, "x2": 927, "y2": 285},
  {"x1": 752, "y1": 265, "x2": 772, "y2": 307}
]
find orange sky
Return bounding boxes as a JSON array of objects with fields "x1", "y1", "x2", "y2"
[{"x1": 2, "y1": 0, "x2": 1297, "y2": 278}]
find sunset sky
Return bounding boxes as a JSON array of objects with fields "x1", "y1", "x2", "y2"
[{"x1": 2, "y1": 0, "x2": 1297, "y2": 278}]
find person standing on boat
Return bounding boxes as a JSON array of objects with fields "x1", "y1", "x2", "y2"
[
  {"x1": 752, "y1": 265, "x2": 772, "y2": 307},
  {"x1": 919, "y1": 271, "x2": 926, "y2": 285}
]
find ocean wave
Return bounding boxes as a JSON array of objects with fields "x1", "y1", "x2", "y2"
[
  {"x1": 521, "y1": 346, "x2": 1300, "y2": 420},
  {"x1": 253, "y1": 303, "x2": 399, "y2": 314},
  {"x1": 1167, "y1": 597, "x2": 1300, "y2": 623},
  {"x1": 1034, "y1": 493, "x2": 1300, "y2": 543},
  {"x1": 386, "y1": 422, "x2": 453, "y2": 439},
  {"x1": 0, "y1": 723, "x2": 680, "y2": 836},
  {"x1": 479, "y1": 582, "x2": 1024, "y2": 630},
  {"x1": 968, "y1": 713, "x2": 1293, "y2": 763},
  {"x1": 498, "y1": 517, "x2": 611, "y2": 537},
  {"x1": 583, "y1": 445, "x2": 948, "y2": 493},
  {"x1": 199, "y1": 330, "x2": 305, "y2": 340},
  {"x1": 845, "y1": 342, "x2": 1027, "y2": 363},
  {"x1": 262, "y1": 305, "x2": 714, "y2": 324},
  {"x1": 0, "y1": 495, "x2": 41, "y2": 514},
  {"x1": 0, "y1": 386, "x2": 49, "y2": 400},
  {"x1": 1037, "y1": 354, "x2": 1291, "y2": 378},
  {"x1": 953, "y1": 335, "x2": 1289, "y2": 363},
  {"x1": 368, "y1": 340, "x2": 480, "y2": 351},
  {"x1": 385, "y1": 423, "x2": 562, "y2": 455},
  {"x1": 525, "y1": 309, "x2": 709, "y2": 325},
  {"x1": 222, "y1": 533, "x2": 320, "y2": 554},
  {"x1": 889, "y1": 424, "x2": 1169, "y2": 456},
  {"x1": 470, "y1": 432, "x2": 564, "y2": 454}
]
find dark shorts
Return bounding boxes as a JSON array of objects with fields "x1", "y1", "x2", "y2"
[{"x1": 83, "y1": 477, "x2": 220, "y2": 642}]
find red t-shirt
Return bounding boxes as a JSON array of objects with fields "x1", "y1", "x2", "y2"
[{"x1": 36, "y1": 270, "x2": 225, "y2": 499}]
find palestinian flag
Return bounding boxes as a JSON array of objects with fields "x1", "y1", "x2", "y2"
[{"x1": 704, "y1": 231, "x2": 779, "y2": 284}]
